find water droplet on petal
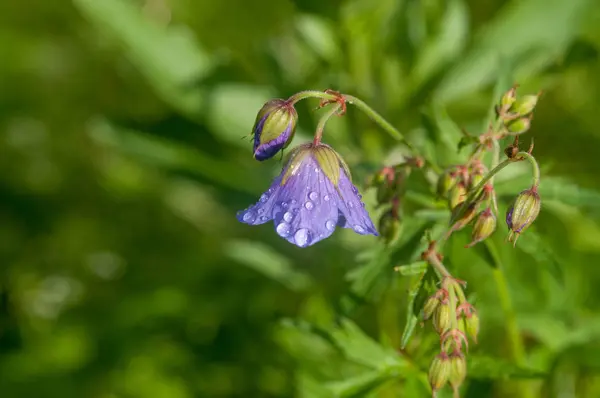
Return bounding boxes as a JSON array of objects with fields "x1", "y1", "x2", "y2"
[
  {"x1": 276, "y1": 222, "x2": 291, "y2": 237},
  {"x1": 304, "y1": 201, "x2": 314, "y2": 210},
  {"x1": 352, "y1": 186, "x2": 358, "y2": 194},
  {"x1": 325, "y1": 220, "x2": 336, "y2": 231},
  {"x1": 242, "y1": 211, "x2": 256, "y2": 223},
  {"x1": 314, "y1": 168, "x2": 320, "y2": 173},
  {"x1": 309, "y1": 192, "x2": 318, "y2": 201},
  {"x1": 324, "y1": 195, "x2": 330, "y2": 201},
  {"x1": 292, "y1": 208, "x2": 299, "y2": 214},
  {"x1": 281, "y1": 201, "x2": 288, "y2": 208},
  {"x1": 283, "y1": 212, "x2": 293, "y2": 222},
  {"x1": 294, "y1": 228, "x2": 311, "y2": 247},
  {"x1": 347, "y1": 201, "x2": 354, "y2": 208},
  {"x1": 291, "y1": 199, "x2": 297, "y2": 205},
  {"x1": 258, "y1": 208, "x2": 264, "y2": 214},
  {"x1": 259, "y1": 194, "x2": 269, "y2": 203},
  {"x1": 353, "y1": 224, "x2": 366, "y2": 234},
  {"x1": 260, "y1": 216, "x2": 267, "y2": 221}
]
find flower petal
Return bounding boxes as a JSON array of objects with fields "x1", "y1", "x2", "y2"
[
  {"x1": 236, "y1": 179, "x2": 282, "y2": 226},
  {"x1": 336, "y1": 170, "x2": 378, "y2": 236},
  {"x1": 271, "y1": 157, "x2": 339, "y2": 247}
]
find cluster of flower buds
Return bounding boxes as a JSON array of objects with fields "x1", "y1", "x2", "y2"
[
  {"x1": 366, "y1": 158, "x2": 424, "y2": 244},
  {"x1": 422, "y1": 277, "x2": 478, "y2": 396},
  {"x1": 496, "y1": 85, "x2": 541, "y2": 136}
]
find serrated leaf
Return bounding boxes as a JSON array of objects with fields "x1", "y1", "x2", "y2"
[
  {"x1": 328, "y1": 319, "x2": 406, "y2": 370},
  {"x1": 400, "y1": 266, "x2": 435, "y2": 349},
  {"x1": 395, "y1": 261, "x2": 428, "y2": 276},
  {"x1": 467, "y1": 355, "x2": 546, "y2": 379}
]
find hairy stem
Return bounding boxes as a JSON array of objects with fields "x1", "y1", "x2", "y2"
[
  {"x1": 287, "y1": 90, "x2": 337, "y2": 104},
  {"x1": 313, "y1": 103, "x2": 342, "y2": 145}
]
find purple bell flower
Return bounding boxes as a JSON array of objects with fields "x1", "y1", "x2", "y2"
[{"x1": 237, "y1": 143, "x2": 378, "y2": 247}]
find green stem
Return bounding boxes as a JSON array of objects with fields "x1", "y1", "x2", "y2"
[
  {"x1": 287, "y1": 90, "x2": 337, "y2": 104},
  {"x1": 313, "y1": 103, "x2": 342, "y2": 145},
  {"x1": 492, "y1": 264, "x2": 534, "y2": 398}
]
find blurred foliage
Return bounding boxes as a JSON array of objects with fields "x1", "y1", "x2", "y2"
[{"x1": 1, "y1": 0, "x2": 600, "y2": 397}]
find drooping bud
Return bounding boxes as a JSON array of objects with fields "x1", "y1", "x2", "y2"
[
  {"x1": 466, "y1": 208, "x2": 496, "y2": 248},
  {"x1": 465, "y1": 312, "x2": 480, "y2": 343},
  {"x1": 449, "y1": 352, "x2": 467, "y2": 390},
  {"x1": 499, "y1": 86, "x2": 518, "y2": 114},
  {"x1": 506, "y1": 186, "x2": 541, "y2": 244},
  {"x1": 428, "y1": 353, "x2": 451, "y2": 392},
  {"x1": 448, "y1": 202, "x2": 478, "y2": 236},
  {"x1": 448, "y1": 182, "x2": 467, "y2": 210},
  {"x1": 378, "y1": 209, "x2": 401, "y2": 244},
  {"x1": 509, "y1": 94, "x2": 539, "y2": 117},
  {"x1": 505, "y1": 116, "x2": 532, "y2": 135},
  {"x1": 433, "y1": 302, "x2": 451, "y2": 335},
  {"x1": 252, "y1": 99, "x2": 298, "y2": 161},
  {"x1": 437, "y1": 168, "x2": 458, "y2": 198},
  {"x1": 422, "y1": 295, "x2": 440, "y2": 321}
]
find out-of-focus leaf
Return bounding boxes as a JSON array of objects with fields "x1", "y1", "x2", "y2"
[
  {"x1": 87, "y1": 118, "x2": 260, "y2": 194},
  {"x1": 74, "y1": 0, "x2": 214, "y2": 117},
  {"x1": 538, "y1": 177, "x2": 600, "y2": 209},
  {"x1": 298, "y1": 373, "x2": 335, "y2": 398},
  {"x1": 435, "y1": 0, "x2": 592, "y2": 103},
  {"x1": 544, "y1": 201, "x2": 600, "y2": 252},
  {"x1": 295, "y1": 15, "x2": 341, "y2": 63},
  {"x1": 325, "y1": 371, "x2": 390, "y2": 397},
  {"x1": 471, "y1": 236, "x2": 503, "y2": 269},
  {"x1": 421, "y1": 103, "x2": 464, "y2": 164},
  {"x1": 516, "y1": 229, "x2": 564, "y2": 285},
  {"x1": 345, "y1": 243, "x2": 391, "y2": 302},
  {"x1": 467, "y1": 355, "x2": 546, "y2": 379},
  {"x1": 225, "y1": 240, "x2": 312, "y2": 292},
  {"x1": 395, "y1": 261, "x2": 428, "y2": 276},
  {"x1": 411, "y1": 0, "x2": 469, "y2": 88}
]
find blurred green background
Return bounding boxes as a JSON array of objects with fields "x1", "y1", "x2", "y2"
[{"x1": 2, "y1": 0, "x2": 600, "y2": 397}]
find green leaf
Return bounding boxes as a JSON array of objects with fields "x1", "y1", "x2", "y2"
[
  {"x1": 420, "y1": 103, "x2": 464, "y2": 164},
  {"x1": 516, "y1": 229, "x2": 564, "y2": 285},
  {"x1": 325, "y1": 371, "x2": 390, "y2": 398},
  {"x1": 435, "y1": 0, "x2": 592, "y2": 103},
  {"x1": 73, "y1": 0, "x2": 214, "y2": 117},
  {"x1": 538, "y1": 177, "x2": 600, "y2": 210},
  {"x1": 395, "y1": 261, "x2": 428, "y2": 276},
  {"x1": 224, "y1": 240, "x2": 312, "y2": 292},
  {"x1": 471, "y1": 238, "x2": 503, "y2": 269},
  {"x1": 328, "y1": 319, "x2": 406, "y2": 370},
  {"x1": 467, "y1": 355, "x2": 546, "y2": 379},
  {"x1": 400, "y1": 266, "x2": 435, "y2": 349}
]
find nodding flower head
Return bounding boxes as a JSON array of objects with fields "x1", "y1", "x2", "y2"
[
  {"x1": 237, "y1": 143, "x2": 378, "y2": 247},
  {"x1": 251, "y1": 99, "x2": 298, "y2": 161}
]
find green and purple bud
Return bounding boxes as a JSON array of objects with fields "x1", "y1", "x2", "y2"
[
  {"x1": 437, "y1": 168, "x2": 459, "y2": 198},
  {"x1": 466, "y1": 208, "x2": 496, "y2": 248},
  {"x1": 252, "y1": 99, "x2": 298, "y2": 161},
  {"x1": 448, "y1": 182, "x2": 467, "y2": 210},
  {"x1": 506, "y1": 186, "x2": 541, "y2": 245}
]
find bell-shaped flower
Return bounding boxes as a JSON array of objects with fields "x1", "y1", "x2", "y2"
[
  {"x1": 252, "y1": 99, "x2": 298, "y2": 161},
  {"x1": 237, "y1": 143, "x2": 378, "y2": 247}
]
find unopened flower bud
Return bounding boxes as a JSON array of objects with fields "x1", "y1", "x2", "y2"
[
  {"x1": 466, "y1": 208, "x2": 496, "y2": 248},
  {"x1": 448, "y1": 182, "x2": 467, "y2": 210},
  {"x1": 378, "y1": 210, "x2": 401, "y2": 243},
  {"x1": 509, "y1": 94, "x2": 539, "y2": 117},
  {"x1": 500, "y1": 86, "x2": 517, "y2": 111},
  {"x1": 506, "y1": 116, "x2": 532, "y2": 135},
  {"x1": 428, "y1": 353, "x2": 451, "y2": 392},
  {"x1": 465, "y1": 312, "x2": 480, "y2": 343},
  {"x1": 437, "y1": 169, "x2": 458, "y2": 198},
  {"x1": 449, "y1": 352, "x2": 467, "y2": 390},
  {"x1": 433, "y1": 302, "x2": 451, "y2": 335},
  {"x1": 252, "y1": 99, "x2": 298, "y2": 161},
  {"x1": 506, "y1": 186, "x2": 541, "y2": 244},
  {"x1": 422, "y1": 295, "x2": 440, "y2": 321}
]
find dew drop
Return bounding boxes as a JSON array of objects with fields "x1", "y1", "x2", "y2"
[
  {"x1": 276, "y1": 222, "x2": 291, "y2": 237},
  {"x1": 259, "y1": 193, "x2": 269, "y2": 203},
  {"x1": 242, "y1": 211, "x2": 256, "y2": 223},
  {"x1": 257, "y1": 208, "x2": 264, "y2": 214},
  {"x1": 309, "y1": 191, "x2": 319, "y2": 201},
  {"x1": 353, "y1": 224, "x2": 366, "y2": 234},
  {"x1": 325, "y1": 220, "x2": 336, "y2": 231},
  {"x1": 347, "y1": 201, "x2": 354, "y2": 208},
  {"x1": 259, "y1": 216, "x2": 267, "y2": 222},
  {"x1": 314, "y1": 167, "x2": 320, "y2": 173},
  {"x1": 304, "y1": 201, "x2": 314, "y2": 210},
  {"x1": 292, "y1": 208, "x2": 299, "y2": 214},
  {"x1": 324, "y1": 195, "x2": 330, "y2": 201},
  {"x1": 281, "y1": 201, "x2": 288, "y2": 208},
  {"x1": 283, "y1": 212, "x2": 293, "y2": 222},
  {"x1": 294, "y1": 228, "x2": 311, "y2": 247},
  {"x1": 291, "y1": 199, "x2": 297, "y2": 205}
]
